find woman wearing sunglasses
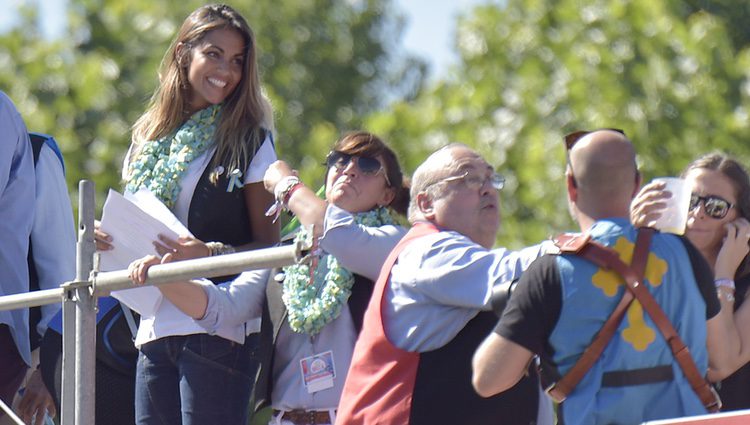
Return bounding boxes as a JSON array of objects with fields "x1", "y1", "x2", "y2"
[
  {"x1": 257, "y1": 131, "x2": 409, "y2": 425},
  {"x1": 633, "y1": 152, "x2": 750, "y2": 411},
  {"x1": 130, "y1": 131, "x2": 410, "y2": 425},
  {"x1": 681, "y1": 154, "x2": 750, "y2": 411}
]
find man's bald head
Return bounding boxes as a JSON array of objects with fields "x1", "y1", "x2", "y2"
[{"x1": 567, "y1": 130, "x2": 640, "y2": 224}]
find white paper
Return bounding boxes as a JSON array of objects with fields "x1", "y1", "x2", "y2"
[
  {"x1": 100, "y1": 188, "x2": 193, "y2": 317},
  {"x1": 125, "y1": 189, "x2": 191, "y2": 237}
]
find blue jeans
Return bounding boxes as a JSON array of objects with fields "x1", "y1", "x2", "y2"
[{"x1": 135, "y1": 333, "x2": 260, "y2": 425}]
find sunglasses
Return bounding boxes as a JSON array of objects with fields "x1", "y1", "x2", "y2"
[
  {"x1": 689, "y1": 193, "x2": 734, "y2": 219},
  {"x1": 326, "y1": 151, "x2": 391, "y2": 186},
  {"x1": 563, "y1": 128, "x2": 626, "y2": 151}
]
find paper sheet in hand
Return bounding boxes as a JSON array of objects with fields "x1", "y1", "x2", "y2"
[{"x1": 100, "y1": 188, "x2": 192, "y2": 316}]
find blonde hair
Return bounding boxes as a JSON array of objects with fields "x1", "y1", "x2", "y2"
[{"x1": 131, "y1": 4, "x2": 272, "y2": 181}]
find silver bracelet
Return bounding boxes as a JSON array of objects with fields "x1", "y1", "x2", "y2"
[
  {"x1": 714, "y1": 278, "x2": 736, "y2": 290},
  {"x1": 206, "y1": 241, "x2": 235, "y2": 256}
]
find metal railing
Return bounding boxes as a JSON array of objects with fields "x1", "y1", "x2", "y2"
[{"x1": 0, "y1": 181, "x2": 309, "y2": 425}]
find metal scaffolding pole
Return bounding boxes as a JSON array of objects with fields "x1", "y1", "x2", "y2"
[
  {"x1": 60, "y1": 286, "x2": 75, "y2": 425},
  {"x1": 74, "y1": 181, "x2": 96, "y2": 425}
]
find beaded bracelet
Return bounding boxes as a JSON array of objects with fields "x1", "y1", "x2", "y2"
[
  {"x1": 715, "y1": 278, "x2": 736, "y2": 303},
  {"x1": 265, "y1": 176, "x2": 303, "y2": 223},
  {"x1": 206, "y1": 241, "x2": 235, "y2": 256},
  {"x1": 714, "y1": 278, "x2": 736, "y2": 291},
  {"x1": 274, "y1": 176, "x2": 302, "y2": 206}
]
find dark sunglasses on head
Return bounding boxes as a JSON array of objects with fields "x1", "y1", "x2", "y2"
[
  {"x1": 325, "y1": 151, "x2": 391, "y2": 186},
  {"x1": 689, "y1": 193, "x2": 734, "y2": 219},
  {"x1": 563, "y1": 128, "x2": 626, "y2": 150}
]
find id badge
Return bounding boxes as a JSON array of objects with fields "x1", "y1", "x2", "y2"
[{"x1": 299, "y1": 350, "x2": 336, "y2": 394}]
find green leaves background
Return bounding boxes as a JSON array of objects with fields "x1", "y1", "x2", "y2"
[{"x1": 2, "y1": 0, "x2": 749, "y2": 249}]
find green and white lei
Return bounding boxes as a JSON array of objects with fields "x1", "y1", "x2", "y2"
[
  {"x1": 125, "y1": 105, "x2": 220, "y2": 208},
  {"x1": 283, "y1": 207, "x2": 396, "y2": 335}
]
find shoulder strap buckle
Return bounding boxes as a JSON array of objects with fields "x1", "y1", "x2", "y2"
[{"x1": 553, "y1": 232, "x2": 591, "y2": 254}]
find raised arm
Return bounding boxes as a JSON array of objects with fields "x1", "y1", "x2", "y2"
[
  {"x1": 264, "y1": 159, "x2": 328, "y2": 234},
  {"x1": 706, "y1": 218, "x2": 750, "y2": 380},
  {"x1": 319, "y1": 204, "x2": 405, "y2": 280}
]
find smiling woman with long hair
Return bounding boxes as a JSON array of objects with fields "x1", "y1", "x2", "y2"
[{"x1": 96, "y1": 4, "x2": 279, "y2": 424}]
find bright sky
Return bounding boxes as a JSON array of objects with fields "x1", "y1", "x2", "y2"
[
  {"x1": 0, "y1": 0, "x2": 491, "y2": 80},
  {"x1": 397, "y1": 0, "x2": 491, "y2": 80}
]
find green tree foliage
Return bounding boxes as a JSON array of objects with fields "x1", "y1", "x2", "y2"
[
  {"x1": 368, "y1": 0, "x2": 750, "y2": 248},
  {"x1": 681, "y1": 0, "x2": 750, "y2": 50},
  {"x1": 0, "y1": 0, "x2": 425, "y2": 207}
]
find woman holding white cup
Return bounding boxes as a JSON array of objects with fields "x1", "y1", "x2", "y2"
[{"x1": 632, "y1": 152, "x2": 750, "y2": 411}]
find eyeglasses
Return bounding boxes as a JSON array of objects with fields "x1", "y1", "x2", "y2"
[
  {"x1": 563, "y1": 128, "x2": 626, "y2": 151},
  {"x1": 436, "y1": 170, "x2": 505, "y2": 191},
  {"x1": 326, "y1": 151, "x2": 391, "y2": 186},
  {"x1": 689, "y1": 193, "x2": 734, "y2": 219}
]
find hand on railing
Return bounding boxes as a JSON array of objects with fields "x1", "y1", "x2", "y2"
[{"x1": 128, "y1": 254, "x2": 175, "y2": 285}]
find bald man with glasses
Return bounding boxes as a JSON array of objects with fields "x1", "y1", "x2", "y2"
[{"x1": 336, "y1": 144, "x2": 557, "y2": 425}]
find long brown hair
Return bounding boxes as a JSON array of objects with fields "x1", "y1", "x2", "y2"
[
  {"x1": 682, "y1": 152, "x2": 750, "y2": 279},
  {"x1": 332, "y1": 131, "x2": 410, "y2": 216},
  {"x1": 131, "y1": 4, "x2": 272, "y2": 180}
]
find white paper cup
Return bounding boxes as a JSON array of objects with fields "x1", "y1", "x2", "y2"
[{"x1": 651, "y1": 177, "x2": 691, "y2": 235}]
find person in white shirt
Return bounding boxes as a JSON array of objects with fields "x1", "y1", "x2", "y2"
[{"x1": 95, "y1": 5, "x2": 278, "y2": 425}]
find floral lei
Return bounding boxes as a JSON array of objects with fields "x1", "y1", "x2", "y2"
[
  {"x1": 283, "y1": 207, "x2": 396, "y2": 335},
  {"x1": 125, "y1": 105, "x2": 220, "y2": 208}
]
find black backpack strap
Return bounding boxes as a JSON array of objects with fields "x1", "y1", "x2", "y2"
[
  {"x1": 29, "y1": 133, "x2": 46, "y2": 166},
  {"x1": 28, "y1": 132, "x2": 65, "y2": 172}
]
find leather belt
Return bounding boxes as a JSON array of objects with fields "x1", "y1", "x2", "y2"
[{"x1": 274, "y1": 409, "x2": 332, "y2": 425}]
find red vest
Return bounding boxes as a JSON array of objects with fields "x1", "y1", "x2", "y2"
[{"x1": 336, "y1": 223, "x2": 438, "y2": 425}]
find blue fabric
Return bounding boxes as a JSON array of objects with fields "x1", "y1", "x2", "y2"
[
  {"x1": 0, "y1": 91, "x2": 35, "y2": 367},
  {"x1": 135, "y1": 333, "x2": 259, "y2": 425},
  {"x1": 29, "y1": 133, "x2": 65, "y2": 174},
  {"x1": 47, "y1": 296, "x2": 120, "y2": 333},
  {"x1": 550, "y1": 218, "x2": 709, "y2": 425}
]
